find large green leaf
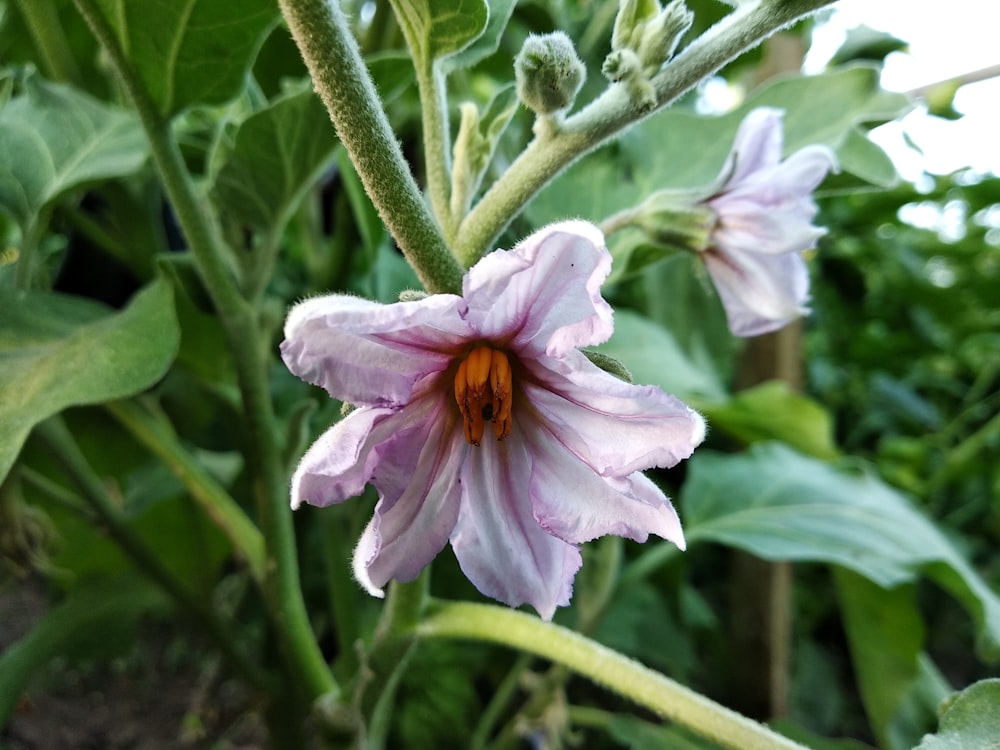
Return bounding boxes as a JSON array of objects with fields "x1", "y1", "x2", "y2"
[
  {"x1": 0, "y1": 75, "x2": 147, "y2": 232},
  {"x1": 529, "y1": 64, "x2": 911, "y2": 228},
  {"x1": 90, "y1": 0, "x2": 278, "y2": 118},
  {"x1": 0, "y1": 277, "x2": 179, "y2": 481},
  {"x1": 913, "y1": 679, "x2": 1000, "y2": 750},
  {"x1": 682, "y1": 443, "x2": 1000, "y2": 660},
  {"x1": 389, "y1": 0, "x2": 488, "y2": 72},
  {"x1": 835, "y1": 569, "x2": 948, "y2": 750},
  {"x1": 212, "y1": 89, "x2": 339, "y2": 230}
]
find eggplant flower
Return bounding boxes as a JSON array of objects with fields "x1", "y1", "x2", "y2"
[
  {"x1": 281, "y1": 221, "x2": 705, "y2": 619},
  {"x1": 702, "y1": 107, "x2": 837, "y2": 336}
]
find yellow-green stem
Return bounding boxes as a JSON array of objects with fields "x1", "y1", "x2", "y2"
[{"x1": 417, "y1": 601, "x2": 810, "y2": 750}]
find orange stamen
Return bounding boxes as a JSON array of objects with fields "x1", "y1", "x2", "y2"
[{"x1": 454, "y1": 347, "x2": 514, "y2": 445}]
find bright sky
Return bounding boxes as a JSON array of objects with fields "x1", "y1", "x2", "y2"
[{"x1": 804, "y1": 0, "x2": 1000, "y2": 179}]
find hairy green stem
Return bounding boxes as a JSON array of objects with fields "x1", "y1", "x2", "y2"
[
  {"x1": 418, "y1": 601, "x2": 809, "y2": 750},
  {"x1": 105, "y1": 399, "x2": 266, "y2": 583},
  {"x1": 35, "y1": 418, "x2": 271, "y2": 692},
  {"x1": 454, "y1": 0, "x2": 837, "y2": 264},
  {"x1": 357, "y1": 574, "x2": 430, "y2": 739},
  {"x1": 417, "y1": 62, "x2": 456, "y2": 240},
  {"x1": 72, "y1": 0, "x2": 337, "y2": 701},
  {"x1": 277, "y1": 0, "x2": 464, "y2": 294}
]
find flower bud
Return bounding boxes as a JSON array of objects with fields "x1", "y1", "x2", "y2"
[
  {"x1": 636, "y1": 0, "x2": 693, "y2": 72},
  {"x1": 610, "y1": 0, "x2": 692, "y2": 78},
  {"x1": 514, "y1": 32, "x2": 586, "y2": 116},
  {"x1": 632, "y1": 191, "x2": 716, "y2": 252}
]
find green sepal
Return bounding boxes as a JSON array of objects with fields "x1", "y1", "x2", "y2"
[{"x1": 583, "y1": 350, "x2": 634, "y2": 383}]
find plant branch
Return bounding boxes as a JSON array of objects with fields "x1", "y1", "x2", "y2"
[
  {"x1": 105, "y1": 399, "x2": 267, "y2": 584},
  {"x1": 417, "y1": 601, "x2": 810, "y2": 750},
  {"x1": 454, "y1": 0, "x2": 837, "y2": 264}
]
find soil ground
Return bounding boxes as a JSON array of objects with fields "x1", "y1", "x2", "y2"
[{"x1": 1, "y1": 578, "x2": 267, "y2": 750}]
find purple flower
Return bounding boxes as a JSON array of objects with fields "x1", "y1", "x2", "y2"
[
  {"x1": 281, "y1": 221, "x2": 705, "y2": 619},
  {"x1": 702, "y1": 107, "x2": 837, "y2": 337}
]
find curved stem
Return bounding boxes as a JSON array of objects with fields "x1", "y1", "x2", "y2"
[
  {"x1": 417, "y1": 601, "x2": 809, "y2": 750},
  {"x1": 13, "y1": 0, "x2": 82, "y2": 84},
  {"x1": 277, "y1": 0, "x2": 464, "y2": 294},
  {"x1": 72, "y1": 0, "x2": 337, "y2": 702},
  {"x1": 105, "y1": 399, "x2": 266, "y2": 584},
  {"x1": 454, "y1": 0, "x2": 837, "y2": 264}
]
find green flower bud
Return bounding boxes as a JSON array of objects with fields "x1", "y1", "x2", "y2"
[
  {"x1": 632, "y1": 190, "x2": 717, "y2": 251},
  {"x1": 514, "y1": 32, "x2": 586, "y2": 116},
  {"x1": 636, "y1": 0, "x2": 693, "y2": 72},
  {"x1": 610, "y1": 0, "x2": 692, "y2": 77}
]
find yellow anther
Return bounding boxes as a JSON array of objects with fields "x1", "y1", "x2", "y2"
[{"x1": 454, "y1": 347, "x2": 514, "y2": 445}]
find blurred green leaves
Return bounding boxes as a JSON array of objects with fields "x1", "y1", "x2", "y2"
[
  {"x1": 0, "y1": 75, "x2": 147, "y2": 233},
  {"x1": 212, "y1": 89, "x2": 339, "y2": 231},
  {"x1": 0, "y1": 278, "x2": 179, "y2": 480},
  {"x1": 389, "y1": 0, "x2": 488, "y2": 72},
  {"x1": 89, "y1": 0, "x2": 278, "y2": 118}
]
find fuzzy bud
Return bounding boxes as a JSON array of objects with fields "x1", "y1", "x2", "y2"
[
  {"x1": 514, "y1": 32, "x2": 586, "y2": 115},
  {"x1": 632, "y1": 191, "x2": 717, "y2": 251}
]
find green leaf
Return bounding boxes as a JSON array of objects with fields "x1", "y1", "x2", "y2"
[
  {"x1": 835, "y1": 569, "x2": 945, "y2": 750},
  {"x1": 91, "y1": 0, "x2": 278, "y2": 118},
  {"x1": 442, "y1": 0, "x2": 517, "y2": 72},
  {"x1": 596, "y1": 309, "x2": 726, "y2": 400},
  {"x1": 682, "y1": 443, "x2": 1000, "y2": 661},
  {"x1": 212, "y1": 89, "x2": 339, "y2": 230},
  {"x1": 0, "y1": 75, "x2": 147, "y2": 232},
  {"x1": 0, "y1": 576, "x2": 168, "y2": 726},
  {"x1": 0, "y1": 277, "x2": 179, "y2": 482},
  {"x1": 694, "y1": 381, "x2": 839, "y2": 459},
  {"x1": 389, "y1": 0, "x2": 488, "y2": 71},
  {"x1": 913, "y1": 679, "x2": 1000, "y2": 750}
]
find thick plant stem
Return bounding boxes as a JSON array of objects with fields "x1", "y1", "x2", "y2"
[
  {"x1": 417, "y1": 601, "x2": 810, "y2": 750},
  {"x1": 278, "y1": 0, "x2": 465, "y2": 294},
  {"x1": 72, "y1": 0, "x2": 337, "y2": 702},
  {"x1": 453, "y1": 0, "x2": 837, "y2": 264}
]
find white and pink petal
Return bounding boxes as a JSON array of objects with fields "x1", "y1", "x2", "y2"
[
  {"x1": 462, "y1": 221, "x2": 614, "y2": 358},
  {"x1": 282, "y1": 293, "x2": 470, "y2": 407},
  {"x1": 521, "y1": 419, "x2": 686, "y2": 548},
  {"x1": 450, "y1": 435, "x2": 581, "y2": 620},
  {"x1": 522, "y1": 354, "x2": 705, "y2": 477}
]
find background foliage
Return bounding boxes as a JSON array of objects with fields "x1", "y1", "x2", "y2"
[{"x1": 0, "y1": 0, "x2": 996, "y2": 748}]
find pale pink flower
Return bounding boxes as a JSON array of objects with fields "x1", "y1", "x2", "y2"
[
  {"x1": 702, "y1": 107, "x2": 837, "y2": 337},
  {"x1": 281, "y1": 221, "x2": 705, "y2": 619}
]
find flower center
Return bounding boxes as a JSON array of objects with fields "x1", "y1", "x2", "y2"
[{"x1": 453, "y1": 346, "x2": 513, "y2": 446}]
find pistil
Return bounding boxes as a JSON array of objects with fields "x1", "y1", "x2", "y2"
[{"x1": 454, "y1": 347, "x2": 513, "y2": 445}]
